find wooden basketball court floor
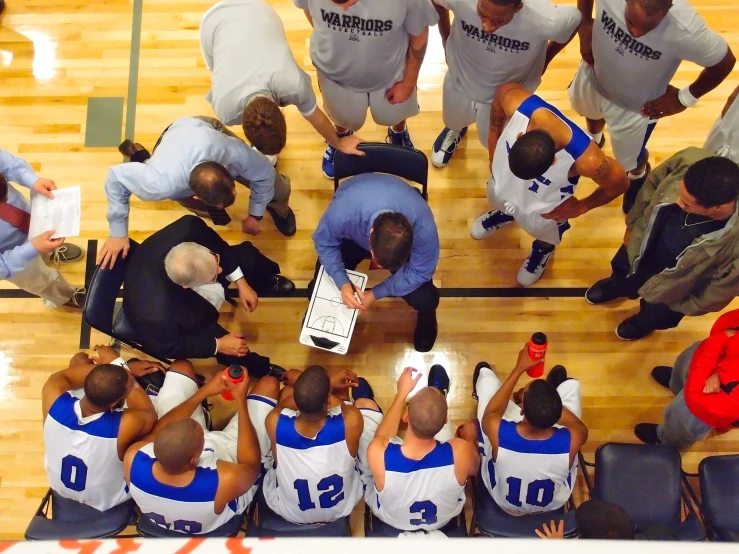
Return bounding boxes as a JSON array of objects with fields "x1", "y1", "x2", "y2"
[{"x1": 0, "y1": 0, "x2": 738, "y2": 538}]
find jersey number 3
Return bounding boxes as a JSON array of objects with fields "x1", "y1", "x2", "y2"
[{"x1": 294, "y1": 475, "x2": 345, "y2": 511}]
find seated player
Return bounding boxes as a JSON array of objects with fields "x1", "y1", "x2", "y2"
[
  {"x1": 468, "y1": 347, "x2": 588, "y2": 515},
  {"x1": 357, "y1": 365, "x2": 479, "y2": 535},
  {"x1": 124, "y1": 366, "x2": 280, "y2": 535},
  {"x1": 470, "y1": 82, "x2": 628, "y2": 286},
  {"x1": 261, "y1": 365, "x2": 363, "y2": 524},
  {"x1": 41, "y1": 347, "x2": 161, "y2": 510}
]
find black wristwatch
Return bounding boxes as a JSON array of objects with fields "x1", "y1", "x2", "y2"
[{"x1": 251, "y1": 214, "x2": 263, "y2": 221}]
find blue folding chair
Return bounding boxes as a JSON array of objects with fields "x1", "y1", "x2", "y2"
[
  {"x1": 333, "y1": 142, "x2": 429, "y2": 200},
  {"x1": 25, "y1": 489, "x2": 136, "y2": 540},
  {"x1": 683, "y1": 454, "x2": 739, "y2": 541},
  {"x1": 246, "y1": 491, "x2": 351, "y2": 537},
  {"x1": 580, "y1": 443, "x2": 704, "y2": 541},
  {"x1": 363, "y1": 503, "x2": 468, "y2": 537},
  {"x1": 469, "y1": 477, "x2": 578, "y2": 538}
]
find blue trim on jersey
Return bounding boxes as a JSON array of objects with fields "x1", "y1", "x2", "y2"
[
  {"x1": 276, "y1": 410, "x2": 346, "y2": 450},
  {"x1": 48, "y1": 392, "x2": 122, "y2": 439},
  {"x1": 384, "y1": 442, "x2": 454, "y2": 473},
  {"x1": 637, "y1": 121, "x2": 657, "y2": 166},
  {"x1": 247, "y1": 394, "x2": 277, "y2": 408},
  {"x1": 516, "y1": 95, "x2": 592, "y2": 161},
  {"x1": 498, "y1": 420, "x2": 571, "y2": 455},
  {"x1": 130, "y1": 450, "x2": 218, "y2": 502}
]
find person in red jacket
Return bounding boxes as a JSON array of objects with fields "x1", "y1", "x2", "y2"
[{"x1": 635, "y1": 309, "x2": 739, "y2": 448}]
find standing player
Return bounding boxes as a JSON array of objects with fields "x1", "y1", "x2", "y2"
[
  {"x1": 357, "y1": 366, "x2": 479, "y2": 535},
  {"x1": 470, "y1": 82, "x2": 628, "y2": 286},
  {"x1": 704, "y1": 84, "x2": 739, "y2": 163},
  {"x1": 469, "y1": 348, "x2": 588, "y2": 515},
  {"x1": 42, "y1": 348, "x2": 161, "y2": 511},
  {"x1": 199, "y1": 0, "x2": 364, "y2": 165},
  {"x1": 294, "y1": 0, "x2": 439, "y2": 178},
  {"x1": 261, "y1": 366, "x2": 363, "y2": 524},
  {"x1": 570, "y1": 0, "x2": 735, "y2": 213},
  {"x1": 431, "y1": 0, "x2": 581, "y2": 168}
]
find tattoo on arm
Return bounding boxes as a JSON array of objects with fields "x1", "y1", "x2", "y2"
[{"x1": 593, "y1": 156, "x2": 610, "y2": 179}]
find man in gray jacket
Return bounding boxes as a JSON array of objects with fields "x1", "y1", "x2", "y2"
[{"x1": 586, "y1": 147, "x2": 739, "y2": 340}]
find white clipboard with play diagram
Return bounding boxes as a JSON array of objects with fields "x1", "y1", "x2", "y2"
[{"x1": 299, "y1": 265, "x2": 367, "y2": 354}]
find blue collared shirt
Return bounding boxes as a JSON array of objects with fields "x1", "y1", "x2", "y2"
[
  {"x1": 312, "y1": 173, "x2": 439, "y2": 300},
  {"x1": 0, "y1": 149, "x2": 40, "y2": 278},
  {"x1": 103, "y1": 117, "x2": 276, "y2": 237}
]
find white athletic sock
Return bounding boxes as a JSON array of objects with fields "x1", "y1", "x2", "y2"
[
  {"x1": 629, "y1": 168, "x2": 647, "y2": 180},
  {"x1": 589, "y1": 131, "x2": 603, "y2": 144}
]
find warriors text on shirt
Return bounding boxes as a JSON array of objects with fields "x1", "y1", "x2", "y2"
[
  {"x1": 599, "y1": 9, "x2": 661, "y2": 60},
  {"x1": 459, "y1": 20, "x2": 530, "y2": 52},
  {"x1": 320, "y1": 8, "x2": 392, "y2": 36}
]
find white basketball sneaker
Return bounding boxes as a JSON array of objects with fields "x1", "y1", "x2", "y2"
[
  {"x1": 470, "y1": 210, "x2": 515, "y2": 240},
  {"x1": 517, "y1": 242, "x2": 555, "y2": 286},
  {"x1": 250, "y1": 144, "x2": 277, "y2": 167}
]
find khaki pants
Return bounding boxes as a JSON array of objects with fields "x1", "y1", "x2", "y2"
[
  {"x1": 192, "y1": 115, "x2": 291, "y2": 215},
  {"x1": 5, "y1": 256, "x2": 75, "y2": 307}
]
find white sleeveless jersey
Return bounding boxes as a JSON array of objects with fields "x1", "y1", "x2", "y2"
[
  {"x1": 492, "y1": 94, "x2": 592, "y2": 215},
  {"x1": 368, "y1": 442, "x2": 465, "y2": 531},
  {"x1": 263, "y1": 405, "x2": 362, "y2": 523},
  {"x1": 129, "y1": 440, "x2": 251, "y2": 534},
  {"x1": 44, "y1": 392, "x2": 131, "y2": 511},
  {"x1": 489, "y1": 420, "x2": 576, "y2": 515}
]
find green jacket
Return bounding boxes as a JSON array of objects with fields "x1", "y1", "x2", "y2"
[{"x1": 626, "y1": 147, "x2": 739, "y2": 316}]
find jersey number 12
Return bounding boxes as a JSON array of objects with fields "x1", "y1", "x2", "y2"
[{"x1": 294, "y1": 475, "x2": 344, "y2": 511}]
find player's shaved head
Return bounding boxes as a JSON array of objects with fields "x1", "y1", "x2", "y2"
[
  {"x1": 508, "y1": 129, "x2": 556, "y2": 180},
  {"x1": 154, "y1": 419, "x2": 205, "y2": 474},
  {"x1": 576, "y1": 500, "x2": 636, "y2": 539},
  {"x1": 189, "y1": 161, "x2": 236, "y2": 208},
  {"x1": 522, "y1": 380, "x2": 562, "y2": 429},
  {"x1": 625, "y1": 0, "x2": 672, "y2": 38},
  {"x1": 408, "y1": 388, "x2": 448, "y2": 439},
  {"x1": 633, "y1": 0, "x2": 672, "y2": 16},
  {"x1": 294, "y1": 365, "x2": 331, "y2": 416},
  {"x1": 84, "y1": 364, "x2": 130, "y2": 409}
]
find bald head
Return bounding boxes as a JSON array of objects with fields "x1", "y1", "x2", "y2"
[
  {"x1": 154, "y1": 419, "x2": 205, "y2": 474},
  {"x1": 189, "y1": 161, "x2": 236, "y2": 208},
  {"x1": 407, "y1": 388, "x2": 448, "y2": 439}
]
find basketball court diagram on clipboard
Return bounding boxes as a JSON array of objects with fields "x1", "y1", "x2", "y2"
[{"x1": 300, "y1": 266, "x2": 368, "y2": 354}]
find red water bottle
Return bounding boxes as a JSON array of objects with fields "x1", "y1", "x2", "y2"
[
  {"x1": 222, "y1": 365, "x2": 245, "y2": 401},
  {"x1": 527, "y1": 332, "x2": 547, "y2": 378}
]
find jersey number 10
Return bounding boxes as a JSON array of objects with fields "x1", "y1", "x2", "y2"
[{"x1": 505, "y1": 477, "x2": 556, "y2": 507}]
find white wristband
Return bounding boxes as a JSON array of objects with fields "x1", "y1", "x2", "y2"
[{"x1": 678, "y1": 86, "x2": 699, "y2": 108}]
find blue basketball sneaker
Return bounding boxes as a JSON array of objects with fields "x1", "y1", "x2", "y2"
[
  {"x1": 517, "y1": 241, "x2": 555, "y2": 286},
  {"x1": 431, "y1": 127, "x2": 467, "y2": 168},
  {"x1": 322, "y1": 129, "x2": 353, "y2": 179},
  {"x1": 470, "y1": 210, "x2": 515, "y2": 240},
  {"x1": 428, "y1": 364, "x2": 450, "y2": 397},
  {"x1": 386, "y1": 125, "x2": 414, "y2": 148}
]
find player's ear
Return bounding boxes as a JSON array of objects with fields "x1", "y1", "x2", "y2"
[
  {"x1": 516, "y1": 132, "x2": 523, "y2": 140},
  {"x1": 551, "y1": 157, "x2": 558, "y2": 167},
  {"x1": 402, "y1": 413, "x2": 409, "y2": 424}
]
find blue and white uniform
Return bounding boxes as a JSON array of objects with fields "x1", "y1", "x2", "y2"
[
  {"x1": 367, "y1": 442, "x2": 465, "y2": 531},
  {"x1": 488, "y1": 95, "x2": 591, "y2": 245},
  {"x1": 488, "y1": 420, "x2": 575, "y2": 515},
  {"x1": 44, "y1": 392, "x2": 131, "y2": 511},
  {"x1": 129, "y1": 441, "x2": 253, "y2": 535},
  {"x1": 262, "y1": 405, "x2": 362, "y2": 524}
]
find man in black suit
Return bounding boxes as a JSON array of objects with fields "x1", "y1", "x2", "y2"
[{"x1": 122, "y1": 216, "x2": 294, "y2": 376}]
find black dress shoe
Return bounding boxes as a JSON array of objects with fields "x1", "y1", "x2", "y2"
[
  {"x1": 622, "y1": 162, "x2": 651, "y2": 214},
  {"x1": 651, "y1": 366, "x2": 673, "y2": 389},
  {"x1": 472, "y1": 361, "x2": 492, "y2": 400},
  {"x1": 546, "y1": 365, "x2": 569, "y2": 389},
  {"x1": 413, "y1": 311, "x2": 438, "y2": 353},
  {"x1": 616, "y1": 313, "x2": 656, "y2": 341},
  {"x1": 266, "y1": 206, "x2": 297, "y2": 236},
  {"x1": 262, "y1": 275, "x2": 295, "y2": 295},
  {"x1": 118, "y1": 139, "x2": 149, "y2": 161},
  {"x1": 634, "y1": 423, "x2": 661, "y2": 445},
  {"x1": 268, "y1": 364, "x2": 286, "y2": 381},
  {"x1": 585, "y1": 277, "x2": 624, "y2": 305}
]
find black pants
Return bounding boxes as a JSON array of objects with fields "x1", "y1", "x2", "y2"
[
  {"x1": 308, "y1": 240, "x2": 439, "y2": 315},
  {"x1": 210, "y1": 241, "x2": 281, "y2": 377},
  {"x1": 610, "y1": 245, "x2": 684, "y2": 330}
]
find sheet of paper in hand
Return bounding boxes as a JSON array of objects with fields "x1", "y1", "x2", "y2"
[
  {"x1": 299, "y1": 265, "x2": 368, "y2": 355},
  {"x1": 29, "y1": 185, "x2": 81, "y2": 239}
]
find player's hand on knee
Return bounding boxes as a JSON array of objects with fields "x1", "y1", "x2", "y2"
[{"x1": 578, "y1": 19, "x2": 594, "y2": 66}]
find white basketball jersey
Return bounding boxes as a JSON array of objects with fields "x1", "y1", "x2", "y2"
[
  {"x1": 492, "y1": 95, "x2": 592, "y2": 215},
  {"x1": 489, "y1": 420, "x2": 576, "y2": 515},
  {"x1": 368, "y1": 442, "x2": 465, "y2": 531},
  {"x1": 44, "y1": 392, "x2": 131, "y2": 511},
  {"x1": 263, "y1": 405, "x2": 362, "y2": 523},
  {"x1": 129, "y1": 441, "x2": 251, "y2": 534}
]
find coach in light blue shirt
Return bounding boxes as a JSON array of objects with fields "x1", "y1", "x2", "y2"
[
  {"x1": 98, "y1": 116, "x2": 295, "y2": 269},
  {"x1": 312, "y1": 173, "x2": 440, "y2": 352}
]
